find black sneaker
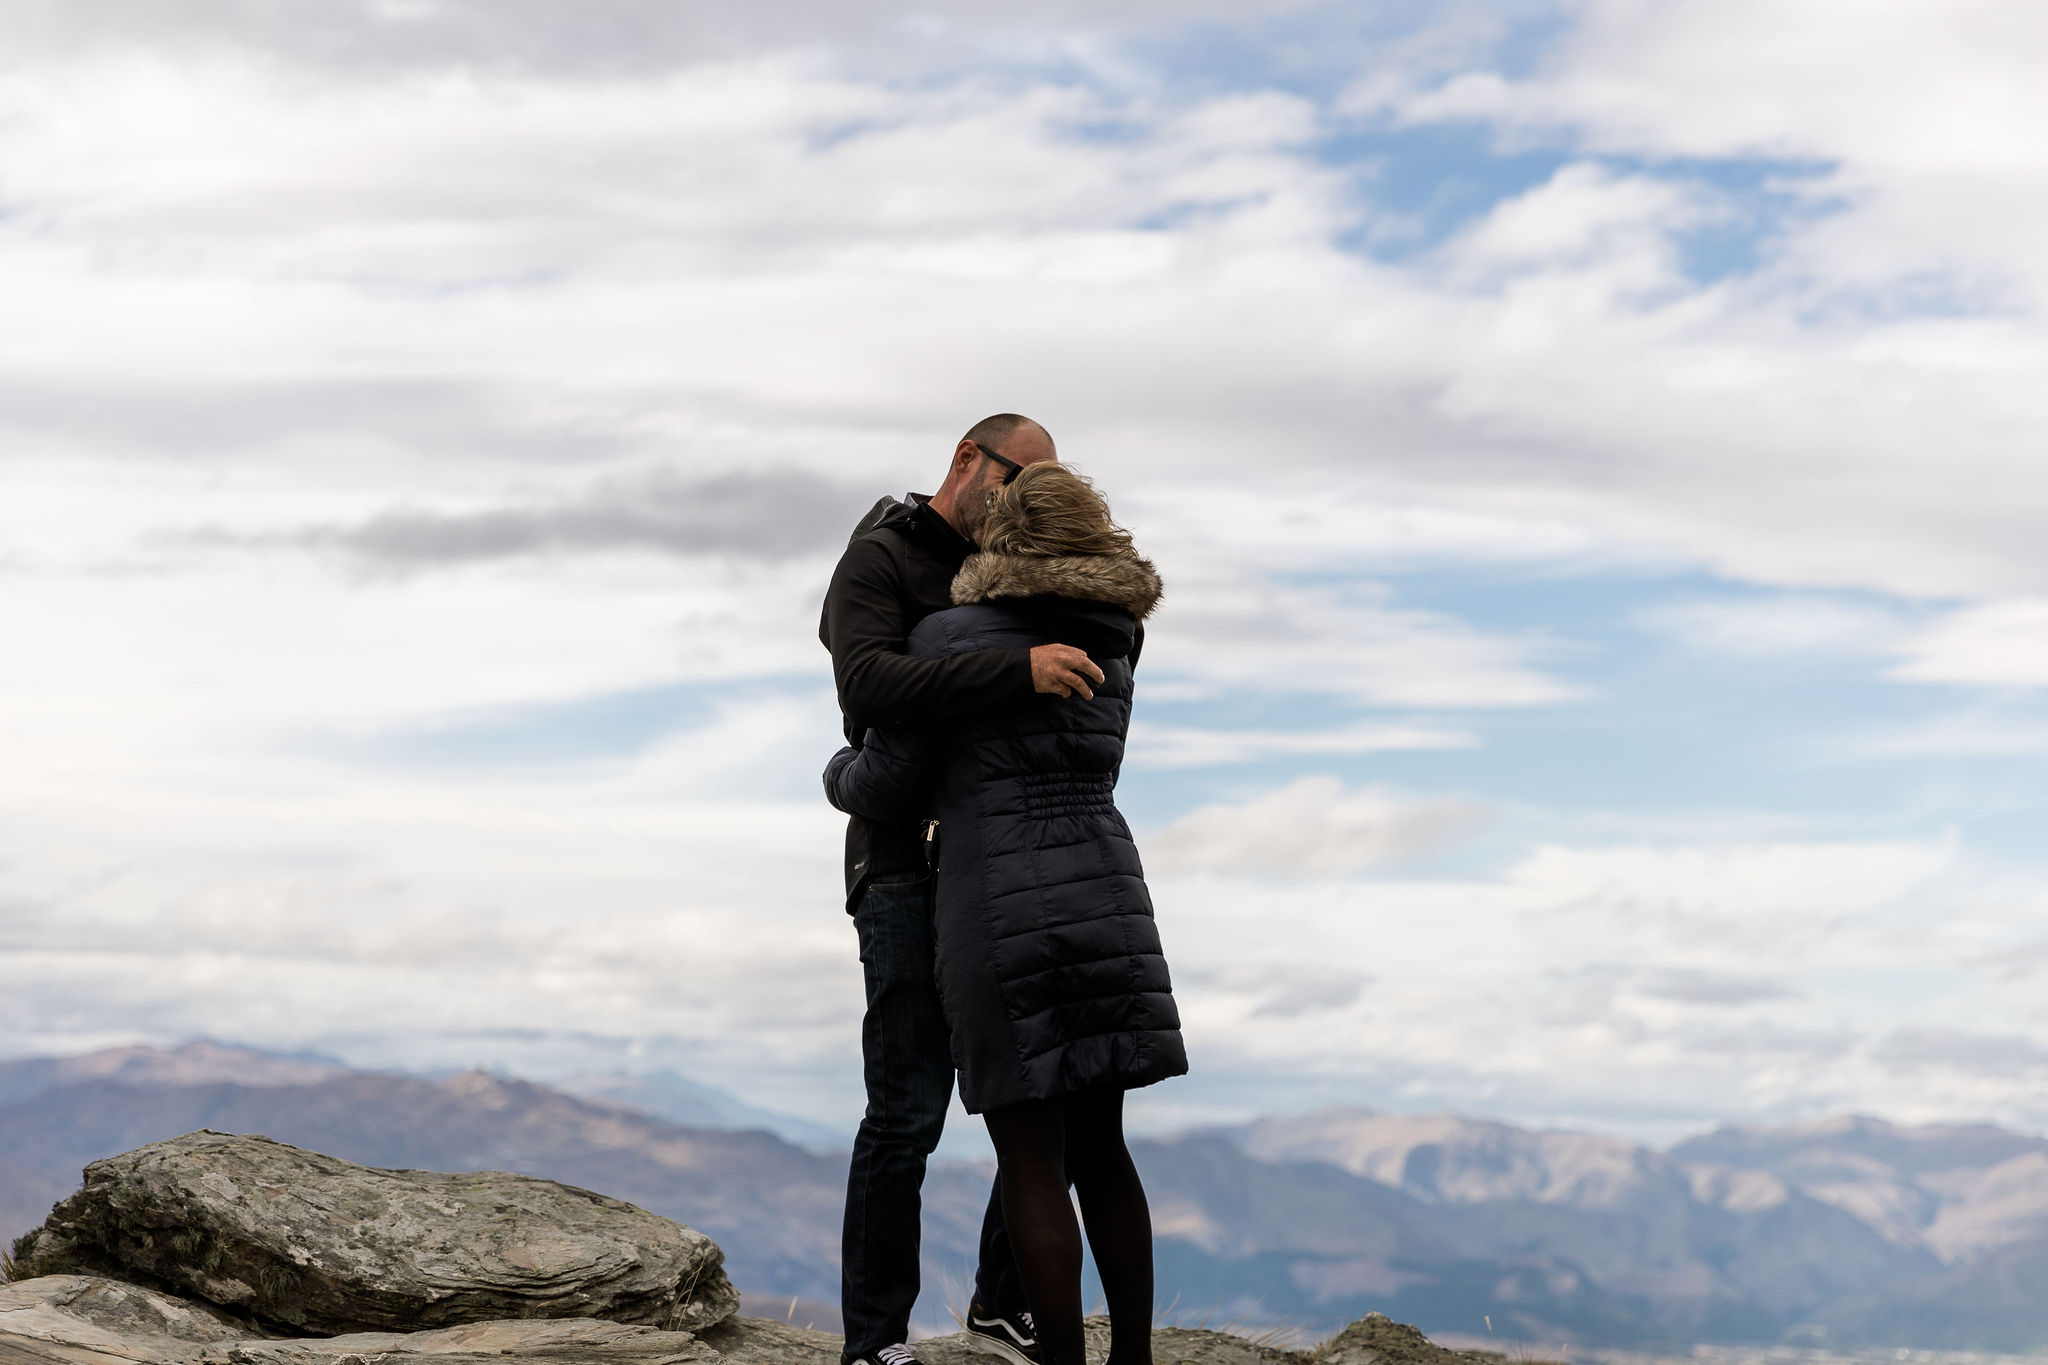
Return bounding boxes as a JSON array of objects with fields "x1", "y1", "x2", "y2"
[
  {"x1": 850, "y1": 1345, "x2": 918, "y2": 1365},
  {"x1": 963, "y1": 1301, "x2": 1040, "y2": 1365}
]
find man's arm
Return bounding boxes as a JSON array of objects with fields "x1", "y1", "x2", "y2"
[
  {"x1": 822, "y1": 728, "x2": 933, "y2": 823},
  {"x1": 823, "y1": 535, "x2": 1033, "y2": 730}
]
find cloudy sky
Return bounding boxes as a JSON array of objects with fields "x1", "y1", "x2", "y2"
[{"x1": 4, "y1": 0, "x2": 2047, "y2": 1149}]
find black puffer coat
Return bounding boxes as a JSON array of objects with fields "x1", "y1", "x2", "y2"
[{"x1": 823, "y1": 550, "x2": 1187, "y2": 1114}]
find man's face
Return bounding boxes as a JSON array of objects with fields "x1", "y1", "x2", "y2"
[{"x1": 961, "y1": 426, "x2": 1056, "y2": 542}]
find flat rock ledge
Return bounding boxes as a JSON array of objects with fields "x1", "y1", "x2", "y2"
[
  {"x1": 699, "y1": 1310, "x2": 1529, "y2": 1365},
  {"x1": 1, "y1": 1278, "x2": 1503, "y2": 1365},
  {"x1": 9, "y1": 1133, "x2": 739, "y2": 1336},
  {"x1": 1, "y1": 1274, "x2": 249, "y2": 1363},
  {"x1": 0, "y1": 1275, "x2": 720, "y2": 1365}
]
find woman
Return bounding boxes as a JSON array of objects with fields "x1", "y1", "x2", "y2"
[{"x1": 823, "y1": 461, "x2": 1185, "y2": 1365}]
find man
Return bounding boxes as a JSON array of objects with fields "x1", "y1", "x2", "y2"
[{"x1": 820, "y1": 414, "x2": 1103, "y2": 1365}]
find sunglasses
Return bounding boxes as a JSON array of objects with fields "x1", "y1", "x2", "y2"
[{"x1": 974, "y1": 442, "x2": 1025, "y2": 486}]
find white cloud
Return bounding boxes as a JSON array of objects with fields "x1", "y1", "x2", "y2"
[
  {"x1": 1126, "y1": 721, "x2": 1475, "y2": 769},
  {"x1": 1130, "y1": 483, "x2": 1628, "y2": 573},
  {"x1": 6, "y1": 0, "x2": 2048, "y2": 1140},
  {"x1": 1325, "y1": 0, "x2": 2048, "y2": 602},
  {"x1": 1447, "y1": 161, "x2": 1708, "y2": 278},
  {"x1": 1146, "y1": 829, "x2": 2048, "y2": 1134},
  {"x1": 1372, "y1": 0, "x2": 2048, "y2": 301},
  {"x1": 1648, "y1": 593, "x2": 2048, "y2": 693},
  {"x1": 1147, "y1": 776, "x2": 1486, "y2": 874},
  {"x1": 1506, "y1": 838, "x2": 1956, "y2": 926},
  {"x1": 1839, "y1": 706, "x2": 2048, "y2": 760},
  {"x1": 0, "y1": 16, "x2": 2041, "y2": 612},
  {"x1": 1647, "y1": 595, "x2": 1908, "y2": 658},
  {"x1": 1143, "y1": 573, "x2": 1578, "y2": 708},
  {"x1": 1892, "y1": 600, "x2": 2048, "y2": 687},
  {"x1": 0, "y1": 694, "x2": 869, "y2": 1115}
]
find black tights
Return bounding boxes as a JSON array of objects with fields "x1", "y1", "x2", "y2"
[{"x1": 983, "y1": 1089, "x2": 1153, "y2": 1365}]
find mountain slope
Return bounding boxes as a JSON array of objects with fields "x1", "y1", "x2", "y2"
[
  {"x1": 555, "y1": 1070, "x2": 846, "y2": 1153},
  {"x1": 1670, "y1": 1114, "x2": 2048, "y2": 1261},
  {"x1": 0, "y1": 1069, "x2": 852, "y2": 1301},
  {"x1": 1132, "y1": 1127, "x2": 1936, "y2": 1345},
  {"x1": 7, "y1": 1049, "x2": 2048, "y2": 1351},
  {"x1": 0, "y1": 1041, "x2": 348, "y2": 1106}
]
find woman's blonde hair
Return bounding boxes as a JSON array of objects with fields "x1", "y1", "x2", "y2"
[{"x1": 980, "y1": 462, "x2": 1135, "y2": 559}]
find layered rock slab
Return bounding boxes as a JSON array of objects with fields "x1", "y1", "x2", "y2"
[
  {"x1": 0, "y1": 1277, "x2": 719, "y2": 1365},
  {"x1": 193, "y1": 1318, "x2": 720, "y2": 1365},
  {"x1": 0, "y1": 1275, "x2": 248, "y2": 1365},
  {"x1": 693, "y1": 1317, "x2": 841, "y2": 1365},
  {"x1": 10, "y1": 1133, "x2": 738, "y2": 1336}
]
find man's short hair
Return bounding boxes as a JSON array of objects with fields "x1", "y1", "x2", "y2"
[{"x1": 961, "y1": 413, "x2": 1050, "y2": 454}]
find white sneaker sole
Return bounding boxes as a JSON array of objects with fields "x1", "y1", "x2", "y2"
[{"x1": 962, "y1": 1326, "x2": 1037, "y2": 1365}]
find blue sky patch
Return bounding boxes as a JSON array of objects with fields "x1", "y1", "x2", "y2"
[{"x1": 360, "y1": 679, "x2": 773, "y2": 767}]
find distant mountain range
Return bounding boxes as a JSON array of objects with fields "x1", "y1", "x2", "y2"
[
  {"x1": 4, "y1": 1043, "x2": 2048, "y2": 1353},
  {"x1": 552, "y1": 1069, "x2": 845, "y2": 1153}
]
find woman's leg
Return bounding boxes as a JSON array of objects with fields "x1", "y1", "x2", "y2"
[
  {"x1": 984, "y1": 1099, "x2": 1085, "y2": 1365},
  {"x1": 1065, "y1": 1089, "x2": 1154, "y2": 1365}
]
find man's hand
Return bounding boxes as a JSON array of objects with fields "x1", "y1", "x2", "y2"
[{"x1": 1031, "y1": 644, "x2": 1105, "y2": 700}]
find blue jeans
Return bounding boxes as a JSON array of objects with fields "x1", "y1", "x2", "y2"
[{"x1": 842, "y1": 875, "x2": 1022, "y2": 1363}]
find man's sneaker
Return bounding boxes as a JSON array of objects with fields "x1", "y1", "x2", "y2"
[
  {"x1": 963, "y1": 1301, "x2": 1039, "y2": 1365},
  {"x1": 851, "y1": 1345, "x2": 918, "y2": 1365}
]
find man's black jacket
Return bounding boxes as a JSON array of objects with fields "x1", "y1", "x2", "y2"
[{"x1": 819, "y1": 493, "x2": 1033, "y2": 907}]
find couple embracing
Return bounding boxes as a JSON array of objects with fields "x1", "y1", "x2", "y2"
[{"x1": 819, "y1": 415, "x2": 1186, "y2": 1365}]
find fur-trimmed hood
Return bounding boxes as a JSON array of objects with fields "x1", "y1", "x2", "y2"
[{"x1": 951, "y1": 550, "x2": 1163, "y2": 620}]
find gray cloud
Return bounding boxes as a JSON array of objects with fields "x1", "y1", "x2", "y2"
[
  {"x1": 194, "y1": 469, "x2": 878, "y2": 568},
  {"x1": 1875, "y1": 1029, "x2": 2048, "y2": 1076},
  {"x1": 3, "y1": 0, "x2": 1326, "y2": 74},
  {"x1": 1190, "y1": 962, "x2": 1371, "y2": 1019},
  {"x1": 1149, "y1": 778, "x2": 1489, "y2": 874},
  {"x1": 1639, "y1": 969, "x2": 1801, "y2": 1007},
  {"x1": 1674, "y1": 1020, "x2": 1860, "y2": 1061},
  {"x1": 0, "y1": 378, "x2": 638, "y2": 467}
]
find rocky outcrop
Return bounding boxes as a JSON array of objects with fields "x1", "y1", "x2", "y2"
[
  {"x1": 0, "y1": 1275, "x2": 1501, "y2": 1365},
  {"x1": 10, "y1": 1132, "x2": 738, "y2": 1336},
  {"x1": 1, "y1": 1132, "x2": 1494, "y2": 1365},
  {"x1": 2, "y1": 1280, "x2": 1477, "y2": 1365},
  {"x1": 1316, "y1": 1312, "x2": 1512, "y2": 1365}
]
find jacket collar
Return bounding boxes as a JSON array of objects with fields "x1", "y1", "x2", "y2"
[
  {"x1": 904, "y1": 493, "x2": 977, "y2": 565},
  {"x1": 848, "y1": 493, "x2": 977, "y2": 566},
  {"x1": 951, "y1": 550, "x2": 1163, "y2": 621}
]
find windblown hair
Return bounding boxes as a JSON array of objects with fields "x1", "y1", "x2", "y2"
[
  {"x1": 980, "y1": 462, "x2": 1136, "y2": 560},
  {"x1": 956, "y1": 462, "x2": 1162, "y2": 619}
]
